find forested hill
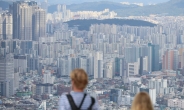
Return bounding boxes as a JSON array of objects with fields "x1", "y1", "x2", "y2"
[{"x1": 65, "y1": 19, "x2": 156, "y2": 31}]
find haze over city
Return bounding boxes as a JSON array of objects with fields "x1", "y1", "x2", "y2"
[
  {"x1": 38, "y1": 0, "x2": 169, "y2": 4},
  {"x1": 0, "y1": 0, "x2": 184, "y2": 109},
  {"x1": 7, "y1": 0, "x2": 170, "y2": 4}
]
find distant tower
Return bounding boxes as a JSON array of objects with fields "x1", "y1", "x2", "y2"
[
  {"x1": 94, "y1": 51, "x2": 103, "y2": 78},
  {"x1": 162, "y1": 49, "x2": 179, "y2": 71},
  {"x1": 62, "y1": 4, "x2": 67, "y2": 18},
  {"x1": 0, "y1": 54, "x2": 14, "y2": 97},
  {"x1": 57, "y1": 4, "x2": 61, "y2": 13},
  {"x1": 0, "y1": 13, "x2": 13, "y2": 40},
  {"x1": 104, "y1": 62, "x2": 113, "y2": 79},
  {"x1": 11, "y1": 1, "x2": 33, "y2": 40},
  {"x1": 33, "y1": 8, "x2": 46, "y2": 41},
  {"x1": 10, "y1": 1, "x2": 46, "y2": 41},
  {"x1": 115, "y1": 57, "x2": 126, "y2": 78},
  {"x1": 148, "y1": 43, "x2": 160, "y2": 71},
  {"x1": 20, "y1": 4, "x2": 33, "y2": 40},
  {"x1": 41, "y1": 0, "x2": 48, "y2": 13},
  {"x1": 139, "y1": 56, "x2": 144, "y2": 75},
  {"x1": 62, "y1": 4, "x2": 66, "y2": 12}
]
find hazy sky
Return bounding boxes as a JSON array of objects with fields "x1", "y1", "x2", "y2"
[{"x1": 45, "y1": 0, "x2": 170, "y2": 5}]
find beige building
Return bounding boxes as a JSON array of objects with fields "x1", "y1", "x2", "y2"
[{"x1": 104, "y1": 61, "x2": 113, "y2": 79}]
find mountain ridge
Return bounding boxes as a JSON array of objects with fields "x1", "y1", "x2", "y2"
[
  {"x1": 47, "y1": 0, "x2": 169, "y2": 5},
  {"x1": 48, "y1": 0, "x2": 184, "y2": 16},
  {"x1": 48, "y1": 1, "x2": 139, "y2": 13},
  {"x1": 116, "y1": 0, "x2": 184, "y2": 16},
  {"x1": 1, "y1": 0, "x2": 184, "y2": 16}
]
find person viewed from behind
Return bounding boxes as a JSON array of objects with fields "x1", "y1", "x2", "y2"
[
  {"x1": 58, "y1": 69, "x2": 99, "y2": 110},
  {"x1": 131, "y1": 92, "x2": 154, "y2": 110}
]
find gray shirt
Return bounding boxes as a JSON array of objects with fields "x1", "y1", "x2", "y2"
[{"x1": 58, "y1": 91, "x2": 99, "y2": 110}]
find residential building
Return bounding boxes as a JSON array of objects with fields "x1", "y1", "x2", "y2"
[
  {"x1": 0, "y1": 13, "x2": 12, "y2": 40},
  {"x1": 33, "y1": 8, "x2": 46, "y2": 41},
  {"x1": 0, "y1": 54, "x2": 14, "y2": 97},
  {"x1": 162, "y1": 49, "x2": 179, "y2": 71},
  {"x1": 94, "y1": 51, "x2": 103, "y2": 78}
]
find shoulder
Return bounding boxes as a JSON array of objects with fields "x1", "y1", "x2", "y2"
[
  {"x1": 58, "y1": 93, "x2": 70, "y2": 110},
  {"x1": 84, "y1": 93, "x2": 96, "y2": 102},
  {"x1": 60, "y1": 93, "x2": 67, "y2": 99},
  {"x1": 86, "y1": 95, "x2": 99, "y2": 110},
  {"x1": 58, "y1": 93, "x2": 70, "y2": 106},
  {"x1": 82, "y1": 94, "x2": 99, "y2": 110}
]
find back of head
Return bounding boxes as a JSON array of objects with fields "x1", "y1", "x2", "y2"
[
  {"x1": 70, "y1": 69, "x2": 88, "y2": 90},
  {"x1": 131, "y1": 92, "x2": 154, "y2": 110}
]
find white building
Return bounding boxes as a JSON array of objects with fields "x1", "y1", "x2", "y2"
[
  {"x1": 36, "y1": 83, "x2": 53, "y2": 95},
  {"x1": 148, "y1": 78, "x2": 168, "y2": 95},
  {"x1": 43, "y1": 70, "x2": 55, "y2": 84},
  {"x1": 94, "y1": 51, "x2": 103, "y2": 78},
  {"x1": 14, "y1": 55, "x2": 27, "y2": 73},
  {"x1": 38, "y1": 100, "x2": 46, "y2": 110},
  {"x1": 127, "y1": 62, "x2": 139, "y2": 75},
  {"x1": 140, "y1": 88, "x2": 156, "y2": 105},
  {"x1": 58, "y1": 57, "x2": 72, "y2": 76},
  {"x1": 14, "y1": 72, "x2": 19, "y2": 91},
  {"x1": 168, "y1": 99, "x2": 184, "y2": 109},
  {"x1": 149, "y1": 89, "x2": 156, "y2": 105},
  {"x1": 118, "y1": 95, "x2": 131, "y2": 106},
  {"x1": 143, "y1": 56, "x2": 148, "y2": 72},
  {"x1": 104, "y1": 61, "x2": 113, "y2": 79}
]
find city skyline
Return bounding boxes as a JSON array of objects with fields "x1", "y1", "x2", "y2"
[
  {"x1": 46, "y1": 0, "x2": 169, "y2": 5},
  {"x1": 4, "y1": 0, "x2": 169, "y2": 4},
  {"x1": 1, "y1": 0, "x2": 184, "y2": 110}
]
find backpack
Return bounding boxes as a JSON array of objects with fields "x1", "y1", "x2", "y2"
[{"x1": 66, "y1": 93, "x2": 95, "y2": 110}]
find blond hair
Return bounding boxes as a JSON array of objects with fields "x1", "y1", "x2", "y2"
[
  {"x1": 70, "y1": 69, "x2": 88, "y2": 90},
  {"x1": 131, "y1": 92, "x2": 154, "y2": 110}
]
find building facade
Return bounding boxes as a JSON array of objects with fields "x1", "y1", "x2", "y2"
[
  {"x1": 33, "y1": 8, "x2": 46, "y2": 41},
  {"x1": 0, "y1": 54, "x2": 14, "y2": 97},
  {"x1": 162, "y1": 49, "x2": 179, "y2": 71},
  {"x1": 0, "y1": 13, "x2": 12, "y2": 40}
]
